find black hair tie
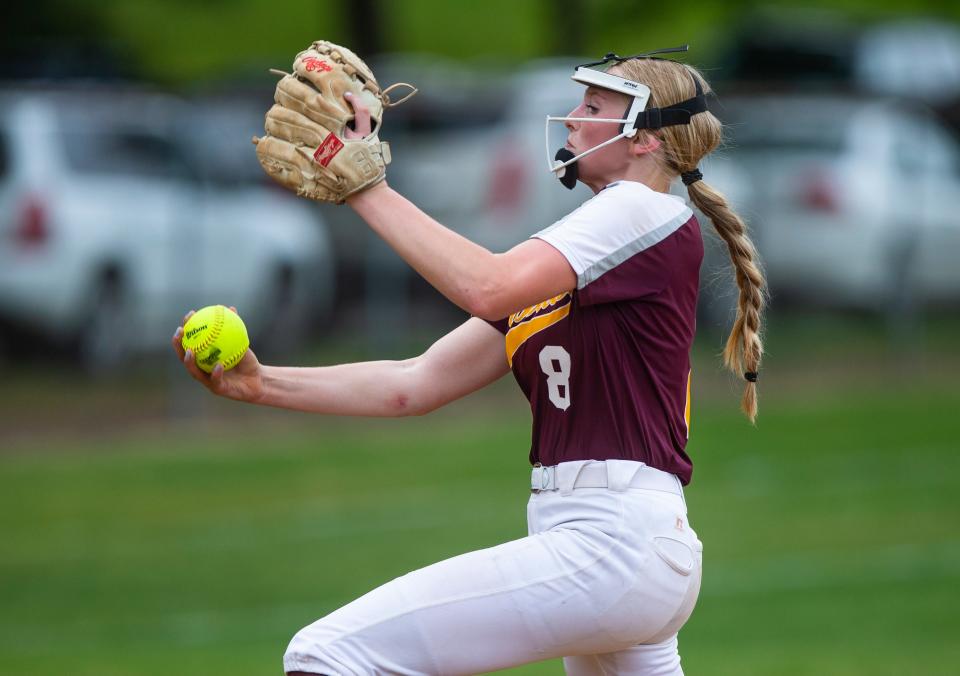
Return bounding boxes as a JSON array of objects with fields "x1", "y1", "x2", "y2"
[
  {"x1": 744, "y1": 371, "x2": 758, "y2": 383},
  {"x1": 680, "y1": 168, "x2": 703, "y2": 186}
]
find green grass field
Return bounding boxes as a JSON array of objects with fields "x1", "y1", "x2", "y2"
[{"x1": 2, "y1": 318, "x2": 959, "y2": 675}]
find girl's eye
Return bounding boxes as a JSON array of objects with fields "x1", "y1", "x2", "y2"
[{"x1": 585, "y1": 104, "x2": 599, "y2": 114}]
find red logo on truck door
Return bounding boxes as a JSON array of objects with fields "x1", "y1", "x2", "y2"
[{"x1": 313, "y1": 133, "x2": 344, "y2": 167}]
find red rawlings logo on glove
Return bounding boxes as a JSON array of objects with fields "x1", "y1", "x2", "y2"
[
  {"x1": 313, "y1": 132, "x2": 345, "y2": 167},
  {"x1": 302, "y1": 57, "x2": 333, "y2": 73}
]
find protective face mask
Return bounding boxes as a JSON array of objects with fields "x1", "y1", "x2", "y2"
[{"x1": 545, "y1": 46, "x2": 708, "y2": 190}]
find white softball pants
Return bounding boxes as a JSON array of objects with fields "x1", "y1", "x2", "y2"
[{"x1": 283, "y1": 459, "x2": 703, "y2": 675}]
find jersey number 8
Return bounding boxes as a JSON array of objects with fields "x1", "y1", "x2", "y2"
[{"x1": 538, "y1": 345, "x2": 571, "y2": 410}]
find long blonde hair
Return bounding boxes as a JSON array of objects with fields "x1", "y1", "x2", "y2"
[{"x1": 613, "y1": 58, "x2": 767, "y2": 422}]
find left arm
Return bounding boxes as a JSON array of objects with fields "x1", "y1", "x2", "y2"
[{"x1": 347, "y1": 184, "x2": 576, "y2": 320}]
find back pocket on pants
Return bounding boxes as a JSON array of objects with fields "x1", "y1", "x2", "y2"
[{"x1": 652, "y1": 536, "x2": 695, "y2": 576}]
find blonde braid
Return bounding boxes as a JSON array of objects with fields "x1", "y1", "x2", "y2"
[{"x1": 687, "y1": 180, "x2": 766, "y2": 422}]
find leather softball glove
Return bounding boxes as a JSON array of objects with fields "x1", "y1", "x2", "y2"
[{"x1": 253, "y1": 41, "x2": 415, "y2": 204}]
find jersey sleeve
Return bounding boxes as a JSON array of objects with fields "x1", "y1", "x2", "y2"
[{"x1": 532, "y1": 184, "x2": 694, "y2": 306}]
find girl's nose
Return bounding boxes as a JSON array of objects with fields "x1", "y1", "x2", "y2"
[{"x1": 564, "y1": 107, "x2": 580, "y2": 131}]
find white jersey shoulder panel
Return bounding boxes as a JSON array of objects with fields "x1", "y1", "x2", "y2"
[{"x1": 533, "y1": 181, "x2": 693, "y2": 289}]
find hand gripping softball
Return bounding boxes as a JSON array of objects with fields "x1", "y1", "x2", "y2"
[{"x1": 253, "y1": 40, "x2": 416, "y2": 204}]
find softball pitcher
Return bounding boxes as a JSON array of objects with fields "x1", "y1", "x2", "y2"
[{"x1": 174, "y1": 45, "x2": 765, "y2": 675}]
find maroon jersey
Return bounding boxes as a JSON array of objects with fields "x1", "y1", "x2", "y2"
[{"x1": 487, "y1": 181, "x2": 702, "y2": 484}]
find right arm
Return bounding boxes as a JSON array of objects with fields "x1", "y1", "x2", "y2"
[{"x1": 173, "y1": 315, "x2": 510, "y2": 417}]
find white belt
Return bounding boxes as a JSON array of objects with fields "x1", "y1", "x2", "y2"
[{"x1": 531, "y1": 460, "x2": 682, "y2": 495}]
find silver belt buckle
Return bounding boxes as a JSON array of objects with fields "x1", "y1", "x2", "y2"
[{"x1": 531, "y1": 464, "x2": 556, "y2": 491}]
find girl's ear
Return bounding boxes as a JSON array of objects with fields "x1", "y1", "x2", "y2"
[{"x1": 630, "y1": 131, "x2": 662, "y2": 156}]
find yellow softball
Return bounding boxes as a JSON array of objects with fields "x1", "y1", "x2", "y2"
[{"x1": 181, "y1": 305, "x2": 249, "y2": 374}]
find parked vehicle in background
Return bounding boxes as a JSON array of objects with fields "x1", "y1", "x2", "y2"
[
  {"x1": 714, "y1": 93, "x2": 960, "y2": 312},
  {"x1": 719, "y1": 14, "x2": 960, "y2": 109},
  {"x1": 0, "y1": 85, "x2": 334, "y2": 371},
  {"x1": 856, "y1": 20, "x2": 960, "y2": 106}
]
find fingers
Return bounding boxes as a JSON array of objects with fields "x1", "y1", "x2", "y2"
[
  {"x1": 343, "y1": 92, "x2": 372, "y2": 138},
  {"x1": 173, "y1": 309, "x2": 211, "y2": 384},
  {"x1": 172, "y1": 309, "x2": 194, "y2": 360},
  {"x1": 209, "y1": 363, "x2": 225, "y2": 392},
  {"x1": 182, "y1": 348, "x2": 210, "y2": 382},
  {"x1": 172, "y1": 326, "x2": 185, "y2": 360}
]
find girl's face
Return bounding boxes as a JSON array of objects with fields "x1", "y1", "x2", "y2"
[{"x1": 564, "y1": 86, "x2": 634, "y2": 188}]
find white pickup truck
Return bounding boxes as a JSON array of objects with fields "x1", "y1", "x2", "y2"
[{"x1": 0, "y1": 85, "x2": 334, "y2": 370}]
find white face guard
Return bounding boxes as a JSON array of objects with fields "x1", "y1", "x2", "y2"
[{"x1": 544, "y1": 67, "x2": 651, "y2": 177}]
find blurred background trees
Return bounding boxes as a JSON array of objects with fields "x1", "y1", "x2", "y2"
[{"x1": 4, "y1": 1, "x2": 960, "y2": 85}]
